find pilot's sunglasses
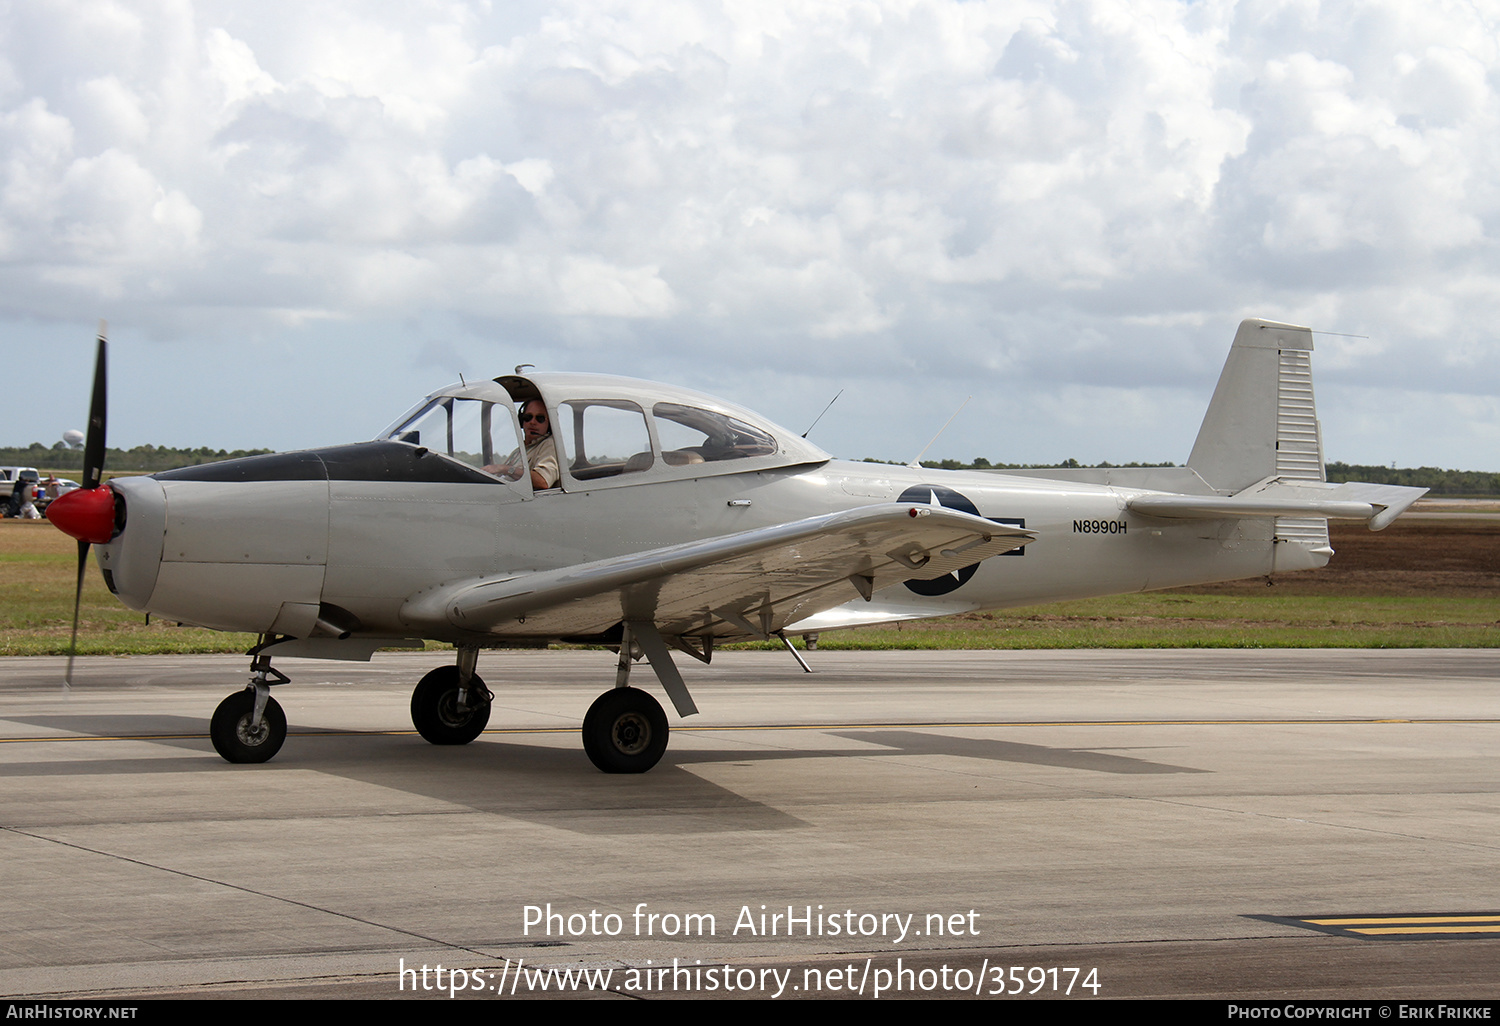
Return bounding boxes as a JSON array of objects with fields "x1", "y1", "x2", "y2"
[{"x1": 520, "y1": 413, "x2": 547, "y2": 423}]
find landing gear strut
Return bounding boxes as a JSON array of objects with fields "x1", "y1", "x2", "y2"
[{"x1": 411, "y1": 649, "x2": 492, "y2": 745}]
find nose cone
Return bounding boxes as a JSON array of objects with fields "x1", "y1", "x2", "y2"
[{"x1": 47, "y1": 485, "x2": 116, "y2": 544}]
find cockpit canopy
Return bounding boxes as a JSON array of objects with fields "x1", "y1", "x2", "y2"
[{"x1": 379, "y1": 371, "x2": 829, "y2": 492}]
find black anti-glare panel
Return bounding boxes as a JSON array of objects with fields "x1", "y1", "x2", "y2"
[{"x1": 154, "y1": 442, "x2": 500, "y2": 486}]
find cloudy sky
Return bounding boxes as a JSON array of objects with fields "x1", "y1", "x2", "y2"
[{"x1": 2, "y1": 0, "x2": 1497, "y2": 470}]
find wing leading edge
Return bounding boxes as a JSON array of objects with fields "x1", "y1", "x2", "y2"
[{"x1": 400, "y1": 504, "x2": 1034, "y2": 641}]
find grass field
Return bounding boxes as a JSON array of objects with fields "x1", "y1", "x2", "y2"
[
  {"x1": 3, "y1": 512, "x2": 1495, "y2": 656},
  {"x1": 0, "y1": 521, "x2": 262, "y2": 656}
]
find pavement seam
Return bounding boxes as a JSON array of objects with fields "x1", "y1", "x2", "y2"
[
  {"x1": 0, "y1": 824, "x2": 501, "y2": 959},
  {"x1": 1115, "y1": 794, "x2": 1500, "y2": 852}
]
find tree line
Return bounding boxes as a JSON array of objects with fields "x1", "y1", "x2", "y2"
[
  {"x1": 0, "y1": 442, "x2": 273, "y2": 473},
  {"x1": 1324, "y1": 462, "x2": 1500, "y2": 496}
]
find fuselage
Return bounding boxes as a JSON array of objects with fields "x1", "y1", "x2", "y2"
[
  {"x1": 94, "y1": 442, "x2": 1286, "y2": 643},
  {"x1": 88, "y1": 367, "x2": 1319, "y2": 644}
]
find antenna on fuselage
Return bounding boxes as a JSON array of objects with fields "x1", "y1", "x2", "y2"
[
  {"x1": 906, "y1": 395, "x2": 971, "y2": 469},
  {"x1": 801, "y1": 389, "x2": 844, "y2": 439}
]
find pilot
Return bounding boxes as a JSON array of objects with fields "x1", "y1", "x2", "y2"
[{"x1": 487, "y1": 399, "x2": 559, "y2": 489}]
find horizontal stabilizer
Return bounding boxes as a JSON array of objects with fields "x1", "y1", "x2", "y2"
[{"x1": 1128, "y1": 479, "x2": 1427, "y2": 530}]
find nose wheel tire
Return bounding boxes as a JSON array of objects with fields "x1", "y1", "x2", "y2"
[
  {"x1": 582, "y1": 687, "x2": 669, "y2": 773},
  {"x1": 411, "y1": 666, "x2": 491, "y2": 745},
  {"x1": 210, "y1": 690, "x2": 287, "y2": 764}
]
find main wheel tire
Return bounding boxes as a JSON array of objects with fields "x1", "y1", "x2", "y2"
[
  {"x1": 411, "y1": 666, "x2": 491, "y2": 745},
  {"x1": 210, "y1": 690, "x2": 287, "y2": 764},
  {"x1": 582, "y1": 687, "x2": 668, "y2": 773}
]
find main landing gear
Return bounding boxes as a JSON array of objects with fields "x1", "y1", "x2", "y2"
[
  {"x1": 402, "y1": 640, "x2": 676, "y2": 772},
  {"x1": 582, "y1": 687, "x2": 669, "y2": 773},
  {"x1": 210, "y1": 651, "x2": 289, "y2": 764},
  {"x1": 577, "y1": 621, "x2": 701, "y2": 773},
  {"x1": 410, "y1": 660, "x2": 492, "y2": 744}
]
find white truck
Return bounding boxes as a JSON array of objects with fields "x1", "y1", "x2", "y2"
[{"x1": 1, "y1": 467, "x2": 41, "y2": 516}]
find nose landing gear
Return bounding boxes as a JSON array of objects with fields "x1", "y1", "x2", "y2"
[
  {"x1": 210, "y1": 689, "x2": 287, "y2": 763},
  {"x1": 210, "y1": 652, "x2": 290, "y2": 764}
]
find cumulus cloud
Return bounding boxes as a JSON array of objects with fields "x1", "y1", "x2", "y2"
[{"x1": 0, "y1": 0, "x2": 1497, "y2": 467}]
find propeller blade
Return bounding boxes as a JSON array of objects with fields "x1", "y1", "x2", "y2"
[
  {"x1": 65, "y1": 321, "x2": 108, "y2": 689},
  {"x1": 83, "y1": 322, "x2": 107, "y2": 490},
  {"x1": 65, "y1": 538, "x2": 89, "y2": 689}
]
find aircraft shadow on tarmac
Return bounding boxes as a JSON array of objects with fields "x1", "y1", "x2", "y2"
[
  {"x1": 8, "y1": 713, "x2": 1205, "y2": 836},
  {"x1": 827, "y1": 730, "x2": 1207, "y2": 775}
]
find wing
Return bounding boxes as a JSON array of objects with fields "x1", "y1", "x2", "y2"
[{"x1": 400, "y1": 504, "x2": 1034, "y2": 641}]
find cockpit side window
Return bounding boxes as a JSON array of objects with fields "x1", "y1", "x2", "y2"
[
  {"x1": 559, "y1": 400, "x2": 653, "y2": 480},
  {"x1": 652, "y1": 403, "x2": 777, "y2": 465}
]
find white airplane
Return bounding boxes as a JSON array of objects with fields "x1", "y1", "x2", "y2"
[{"x1": 47, "y1": 318, "x2": 1425, "y2": 773}]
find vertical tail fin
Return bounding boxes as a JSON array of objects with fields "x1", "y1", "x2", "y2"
[
  {"x1": 1187, "y1": 318, "x2": 1324, "y2": 494},
  {"x1": 1187, "y1": 318, "x2": 1330, "y2": 572}
]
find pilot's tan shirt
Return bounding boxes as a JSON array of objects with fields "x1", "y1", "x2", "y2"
[{"x1": 525, "y1": 435, "x2": 559, "y2": 488}]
